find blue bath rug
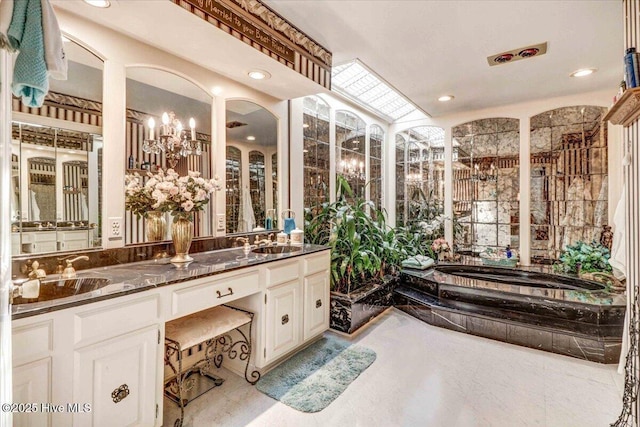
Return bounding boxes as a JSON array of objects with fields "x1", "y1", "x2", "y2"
[{"x1": 256, "y1": 335, "x2": 376, "y2": 412}]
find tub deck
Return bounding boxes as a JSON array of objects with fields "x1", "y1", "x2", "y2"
[{"x1": 394, "y1": 264, "x2": 626, "y2": 363}]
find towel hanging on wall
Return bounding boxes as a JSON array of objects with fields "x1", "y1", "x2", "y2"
[
  {"x1": 40, "y1": 0, "x2": 67, "y2": 80},
  {"x1": 8, "y1": 0, "x2": 49, "y2": 107}
]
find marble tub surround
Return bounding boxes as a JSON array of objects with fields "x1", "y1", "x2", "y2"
[
  {"x1": 395, "y1": 265, "x2": 625, "y2": 363},
  {"x1": 11, "y1": 243, "x2": 328, "y2": 319},
  {"x1": 11, "y1": 231, "x2": 284, "y2": 280}
]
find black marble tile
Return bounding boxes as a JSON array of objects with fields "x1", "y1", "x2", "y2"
[
  {"x1": 506, "y1": 324, "x2": 553, "y2": 352},
  {"x1": 552, "y1": 333, "x2": 605, "y2": 363},
  {"x1": 466, "y1": 316, "x2": 507, "y2": 341},
  {"x1": 431, "y1": 309, "x2": 467, "y2": 332}
]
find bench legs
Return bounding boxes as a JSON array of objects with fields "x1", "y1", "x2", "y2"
[{"x1": 163, "y1": 306, "x2": 261, "y2": 427}]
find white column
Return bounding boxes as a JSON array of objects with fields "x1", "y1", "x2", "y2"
[
  {"x1": 0, "y1": 49, "x2": 14, "y2": 427},
  {"x1": 102, "y1": 60, "x2": 126, "y2": 248},
  {"x1": 519, "y1": 116, "x2": 531, "y2": 265},
  {"x1": 444, "y1": 127, "x2": 453, "y2": 245}
]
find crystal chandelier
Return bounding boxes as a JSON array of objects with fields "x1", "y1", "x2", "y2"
[
  {"x1": 406, "y1": 172, "x2": 424, "y2": 184},
  {"x1": 339, "y1": 158, "x2": 365, "y2": 180},
  {"x1": 143, "y1": 111, "x2": 202, "y2": 168}
]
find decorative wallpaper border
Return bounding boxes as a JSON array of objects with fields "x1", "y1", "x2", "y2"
[{"x1": 172, "y1": 0, "x2": 332, "y2": 90}]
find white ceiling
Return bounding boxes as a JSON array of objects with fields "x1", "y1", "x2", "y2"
[
  {"x1": 52, "y1": 0, "x2": 623, "y2": 120},
  {"x1": 263, "y1": 0, "x2": 623, "y2": 117}
]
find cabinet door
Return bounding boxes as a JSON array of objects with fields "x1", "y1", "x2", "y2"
[
  {"x1": 13, "y1": 358, "x2": 52, "y2": 427},
  {"x1": 303, "y1": 271, "x2": 330, "y2": 341},
  {"x1": 73, "y1": 326, "x2": 158, "y2": 427},
  {"x1": 265, "y1": 280, "x2": 300, "y2": 363}
]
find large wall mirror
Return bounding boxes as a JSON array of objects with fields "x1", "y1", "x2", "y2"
[
  {"x1": 225, "y1": 100, "x2": 278, "y2": 234},
  {"x1": 124, "y1": 67, "x2": 213, "y2": 244},
  {"x1": 452, "y1": 118, "x2": 520, "y2": 255},
  {"x1": 529, "y1": 106, "x2": 608, "y2": 263},
  {"x1": 11, "y1": 38, "x2": 103, "y2": 256},
  {"x1": 395, "y1": 126, "x2": 445, "y2": 228}
]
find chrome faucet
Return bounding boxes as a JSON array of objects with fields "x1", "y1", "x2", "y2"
[{"x1": 59, "y1": 255, "x2": 89, "y2": 279}]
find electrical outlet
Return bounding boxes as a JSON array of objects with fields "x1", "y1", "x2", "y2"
[
  {"x1": 108, "y1": 217, "x2": 123, "y2": 240},
  {"x1": 216, "y1": 214, "x2": 225, "y2": 231}
]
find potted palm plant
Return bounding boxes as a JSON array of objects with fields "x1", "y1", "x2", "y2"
[{"x1": 306, "y1": 176, "x2": 406, "y2": 334}]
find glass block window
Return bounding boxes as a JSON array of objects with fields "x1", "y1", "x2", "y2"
[
  {"x1": 303, "y1": 96, "x2": 331, "y2": 216},
  {"x1": 395, "y1": 126, "x2": 445, "y2": 227},
  {"x1": 529, "y1": 106, "x2": 608, "y2": 263},
  {"x1": 336, "y1": 110, "x2": 366, "y2": 201},
  {"x1": 452, "y1": 118, "x2": 520, "y2": 255},
  {"x1": 225, "y1": 146, "x2": 241, "y2": 233},
  {"x1": 370, "y1": 125, "x2": 384, "y2": 210}
]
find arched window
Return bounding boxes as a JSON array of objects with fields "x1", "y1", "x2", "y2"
[
  {"x1": 303, "y1": 96, "x2": 330, "y2": 214},
  {"x1": 336, "y1": 110, "x2": 366, "y2": 201},
  {"x1": 452, "y1": 118, "x2": 520, "y2": 255},
  {"x1": 369, "y1": 125, "x2": 384, "y2": 210},
  {"x1": 529, "y1": 106, "x2": 608, "y2": 263}
]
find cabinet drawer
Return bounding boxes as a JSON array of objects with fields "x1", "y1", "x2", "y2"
[
  {"x1": 21, "y1": 231, "x2": 56, "y2": 243},
  {"x1": 13, "y1": 321, "x2": 53, "y2": 364},
  {"x1": 171, "y1": 270, "x2": 260, "y2": 318},
  {"x1": 57, "y1": 230, "x2": 89, "y2": 241},
  {"x1": 74, "y1": 295, "x2": 160, "y2": 345},
  {"x1": 266, "y1": 260, "x2": 299, "y2": 287},
  {"x1": 304, "y1": 251, "x2": 330, "y2": 276}
]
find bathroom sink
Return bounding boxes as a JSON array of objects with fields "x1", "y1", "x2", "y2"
[
  {"x1": 251, "y1": 245, "x2": 302, "y2": 255},
  {"x1": 11, "y1": 277, "x2": 112, "y2": 305}
]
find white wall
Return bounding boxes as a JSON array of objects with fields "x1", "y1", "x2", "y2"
[{"x1": 56, "y1": 9, "x2": 290, "y2": 245}]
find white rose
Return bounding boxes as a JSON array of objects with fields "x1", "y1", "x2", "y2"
[{"x1": 182, "y1": 200, "x2": 194, "y2": 211}]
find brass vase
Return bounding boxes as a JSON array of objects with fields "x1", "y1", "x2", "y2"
[
  {"x1": 171, "y1": 217, "x2": 194, "y2": 264},
  {"x1": 146, "y1": 211, "x2": 166, "y2": 242}
]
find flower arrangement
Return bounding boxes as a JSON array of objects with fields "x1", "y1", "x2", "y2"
[
  {"x1": 431, "y1": 238, "x2": 450, "y2": 254},
  {"x1": 125, "y1": 169, "x2": 220, "y2": 220}
]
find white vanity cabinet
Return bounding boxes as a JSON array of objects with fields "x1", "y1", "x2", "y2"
[
  {"x1": 263, "y1": 251, "x2": 330, "y2": 365},
  {"x1": 73, "y1": 326, "x2": 159, "y2": 427},
  {"x1": 57, "y1": 230, "x2": 90, "y2": 251},
  {"x1": 11, "y1": 248, "x2": 330, "y2": 426},
  {"x1": 20, "y1": 231, "x2": 57, "y2": 254},
  {"x1": 12, "y1": 320, "x2": 54, "y2": 427}
]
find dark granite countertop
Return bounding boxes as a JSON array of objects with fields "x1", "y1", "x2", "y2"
[{"x1": 12, "y1": 244, "x2": 329, "y2": 319}]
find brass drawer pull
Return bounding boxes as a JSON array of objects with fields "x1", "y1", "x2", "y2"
[
  {"x1": 281, "y1": 314, "x2": 289, "y2": 325},
  {"x1": 111, "y1": 384, "x2": 130, "y2": 403},
  {"x1": 316, "y1": 299, "x2": 322, "y2": 308},
  {"x1": 216, "y1": 287, "x2": 233, "y2": 298}
]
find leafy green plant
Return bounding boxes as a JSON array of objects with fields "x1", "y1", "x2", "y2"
[
  {"x1": 555, "y1": 240, "x2": 612, "y2": 275},
  {"x1": 306, "y1": 176, "x2": 402, "y2": 294}
]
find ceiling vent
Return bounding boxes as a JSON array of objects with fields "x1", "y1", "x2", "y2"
[
  {"x1": 487, "y1": 42, "x2": 547, "y2": 66},
  {"x1": 226, "y1": 121, "x2": 247, "y2": 129}
]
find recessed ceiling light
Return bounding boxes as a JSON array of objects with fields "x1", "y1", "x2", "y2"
[
  {"x1": 83, "y1": 0, "x2": 110, "y2": 8},
  {"x1": 248, "y1": 70, "x2": 271, "y2": 80},
  {"x1": 438, "y1": 95, "x2": 454, "y2": 102},
  {"x1": 247, "y1": 136, "x2": 256, "y2": 141},
  {"x1": 570, "y1": 68, "x2": 596, "y2": 78}
]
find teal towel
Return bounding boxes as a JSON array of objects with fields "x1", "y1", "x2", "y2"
[
  {"x1": 401, "y1": 255, "x2": 435, "y2": 269},
  {"x1": 8, "y1": 0, "x2": 48, "y2": 107}
]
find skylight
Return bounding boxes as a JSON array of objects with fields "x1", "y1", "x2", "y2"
[{"x1": 331, "y1": 60, "x2": 424, "y2": 122}]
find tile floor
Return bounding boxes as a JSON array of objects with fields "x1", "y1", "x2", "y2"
[{"x1": 164, "y1": 308, "x2": 625, "y2": 427}]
